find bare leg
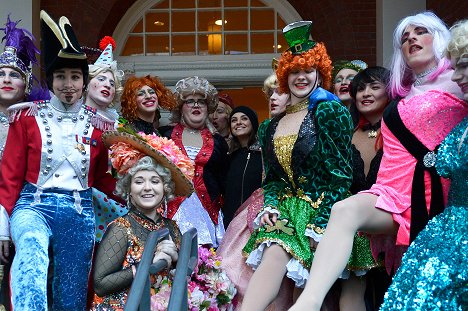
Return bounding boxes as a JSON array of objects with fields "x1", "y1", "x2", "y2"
[
  {"x1": 340, "y1": 275, "x2": 366, "y2": 311},
  {"x1": 289, "y1": 193, "x2": 397, "y2": 311},
  {"x1": 241, "y1": 244, "x2": 291, "y2": 311}
]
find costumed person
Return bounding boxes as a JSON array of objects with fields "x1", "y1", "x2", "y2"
[
  {"x1": 223, "y1": 106, "x2": 262, "y2": 228},
  {"x1": 380, "y1": 19, "x2": 468, "y2": 310},
  {"x1": 210, "y1": 92, "x2": 235, "y2": 146},
  {"x1": 120, "y1": 75, "x2": 176, "y2": 135},
  {"x1": 0, "y1": 11, "x2": 119, "y2": 310},
  {"x1": 159, "y1": 76, "x2": 228, "y2": 247},
  {"x1": 216, "y1": 68, "x2": 294, "y2": 310},
  {"x1": 240, "y1": 21, "x2": 354, "y2": 311},
  {"x1": 289, "y1": 11, "x2": 467, "y2": 311},
  {"x1": 0, "y1": 14, "x2": 41, "y2": 310},
  {"x1": 92, "y1": 130, "x2": 195, "y2": 309},
  {"x1": 343, "y1": 66, "x2": 392, "y2": 310},
  {"x1": 332, "y1": 60, "x2": 368, "y2": 126},
  {"x1": 84, "y1": 37, "x2": 128, "y2": 242}
]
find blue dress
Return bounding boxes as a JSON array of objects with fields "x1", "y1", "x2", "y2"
[{"x1": 380, "y1": 116, "x2": 468, "y2": 310}]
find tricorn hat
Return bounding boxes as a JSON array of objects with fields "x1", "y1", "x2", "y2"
[
  {"x1": 283, "y1": 21, "x2": 316, "y2": 55},
  {"x1": 40, "y1": 10, "x2": 88, "y2": 84}
]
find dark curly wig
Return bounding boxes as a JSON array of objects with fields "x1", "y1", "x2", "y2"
[{"x1": 276, "y1": 42, "x2": 333, "y2": 94}]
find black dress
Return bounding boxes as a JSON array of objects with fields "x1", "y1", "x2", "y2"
[{"x1": 223, "y1": 143, "x2": 262, "y2": 228}]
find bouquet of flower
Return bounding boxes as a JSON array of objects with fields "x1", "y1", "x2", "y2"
[{"x1": 150, "y1": 246, "x2": 237, "y2": 311}]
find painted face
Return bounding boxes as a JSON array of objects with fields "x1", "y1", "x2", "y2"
[
  {"x1": 333, "y1": 68, "x2": 358, "y2": 104},
  {"x1": 451, "y1": 56, "x2": 468, "y2": 102},
  {"x1": 211, "y1": 102, "x2": 229, "y2": 133},
  {"x1": 181, "y1": 93, "x2": 208, "y2": 130},
  {"x1": 0, "y1": 67, "x2": 26, "y2": 105},
  {"x1": 401, "y1": 25, "x2": 437, "y2": 74},
  {"x1": 87, "y1": 71, "x2": 116, "y2": 109},
  {"x1": 355, "y1": 80, "x2": 389, "y2": 118},
  {"x1": 130, "y1": 170, "x2": 164, "y2": 212},
  {"x1": 136, "y1": 85, "x2": 159, "y2": 117},
  {"x1": 268, "y1": 87, "x2": 289, "y2": 117},
  {"x1": 52, "y1": 68, "x2": 84, "y2": 105},
  {"x1": 230, "y1": 112, "x2": 253, "y2": 140},
  {"x1": 287, "y1": 68, "x2": 320, "y2": 104}
]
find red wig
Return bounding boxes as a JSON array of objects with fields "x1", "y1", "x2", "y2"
[
  {"x1": 121, "y1": 75, "x2": 176, "y2": 122},
  {"x1": 276, "y1": 42, "x2": 333, "y2": 94}
]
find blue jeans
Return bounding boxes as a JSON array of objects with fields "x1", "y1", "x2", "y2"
[{"x1": 10, "y1": 183, "x2": 94, "y2": 311}]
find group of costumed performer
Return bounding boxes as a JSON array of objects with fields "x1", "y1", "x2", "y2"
[
  {"x1": 0, "y1": 11, "x2": 120, "y2": 310},
  {"x1": 289, "y1": 11, "x2": 466, "y2": 311}
]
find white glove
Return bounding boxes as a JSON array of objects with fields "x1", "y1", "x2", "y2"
[{"x1": 152, "y1": 239, "x2": 178, "y2": 268}]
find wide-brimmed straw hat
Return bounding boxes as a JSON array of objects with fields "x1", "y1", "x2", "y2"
[{"x1": 102, "y1": 131, "x2": 194, "y2": 197}]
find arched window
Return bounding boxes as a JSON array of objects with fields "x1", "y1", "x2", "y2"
[
  {"x1": 114, "y1": 0, "x2": 301, "y2": 86},
  {"x1": 120, "y1": 0, "x2": 289, "y2": 56}
]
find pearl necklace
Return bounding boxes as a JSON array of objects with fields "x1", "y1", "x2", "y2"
[{"x1": 286, "y1": 98, "x2": 309, "y2": 114}]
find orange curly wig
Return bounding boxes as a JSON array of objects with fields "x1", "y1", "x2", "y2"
[
  {"x1": 276, "y1": 42, "x2": 333, "y2": 94},
  {"x1": 121, "y1": 75, "x2": 176, "y2": 122}
]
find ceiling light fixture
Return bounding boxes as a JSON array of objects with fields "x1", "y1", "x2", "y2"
[{"x1": 215, "y1": 19, "x2": 227, "y2": 26}]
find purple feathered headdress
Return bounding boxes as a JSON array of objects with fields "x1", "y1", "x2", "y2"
[{"x1": 0, "y1": 14, "x2": 40, "y2": 94}]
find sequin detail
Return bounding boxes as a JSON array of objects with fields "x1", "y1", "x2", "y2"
[
  {"x1": 274, "y1": 134, "x2": 298, "y2": 186},
  {"x1": 381, "y1": 116, "x2": 468, "y2": 310}
]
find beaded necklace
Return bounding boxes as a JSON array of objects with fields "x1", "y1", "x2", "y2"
[{"x1": 286, "y1": 98, "x2": 309, "y2": 114}]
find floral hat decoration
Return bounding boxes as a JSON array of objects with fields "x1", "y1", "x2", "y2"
[
  {"x1": 103, "y1": 120, "x2": 195, "y2": 197},
  {"x1": 332, "y1": 59, "x2": 368, "y2": 82}
]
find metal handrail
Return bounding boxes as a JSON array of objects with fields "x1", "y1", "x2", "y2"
[
  {"x1": 167, "y1": 228, "x2": 198, "y2": 311},
  {"x1": 124, "y1": 228, "x2": 170, "y2": 311}
]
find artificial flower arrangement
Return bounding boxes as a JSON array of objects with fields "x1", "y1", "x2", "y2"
[{"x1": 150, "y1": 246, "x2": 237, "y2": 311}]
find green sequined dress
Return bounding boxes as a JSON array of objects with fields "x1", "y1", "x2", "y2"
[
  {"x1": 243, "y1": 99, "x2": 354, "y2": 287},
  {"x1": 381, "y1": 116, "x2": 468, "y2": 310}
]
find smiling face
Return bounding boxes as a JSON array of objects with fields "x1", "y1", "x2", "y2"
[
  {"x1": 355, "y1": 80, "x2": 389, "y2": 121},
  {"x1": 401, "y1": 25, "x2": 438, "y2": 74},
  {"x1": 287, "y1": 68, "x2": 320, "y2": 104},
  {"x1": 268, "y1": 87, "x2": 289, "y2": 117},
  {"x1": 87, "y1": 71, "x2": 116, "y2": 109},
  {"x1": 333, "y1": 68, "x2": 358, "y2": 106},
  {"x1": 230, "y1": 112, "x2": 253, "y2": 141},
  {"x1": 136, "y1": 85, "x2": 159, "y2": 119},
  {"x1": 451, "y1": 56, "x2": 468, "y2": 102},
  {"x1": 181, "y1": 93, "x2": 208, "y2": 129},
  {"x1": 130, "y1": 169, "x2": 164, "y2": 213},
  {"x1": 0, "y1": 67, "x2": 26, "y2": 106},
  {"x1": 52, "y1": 68, "x2": 84, "y2": 105}
]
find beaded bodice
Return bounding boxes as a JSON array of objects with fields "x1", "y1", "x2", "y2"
[{"x1": 273, "y1": 134, "x2": 298, "y2": 186}]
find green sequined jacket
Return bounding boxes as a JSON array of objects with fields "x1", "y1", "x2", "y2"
[{"x1": 258, "y1": 100, "x2": 353, "y2": 235}]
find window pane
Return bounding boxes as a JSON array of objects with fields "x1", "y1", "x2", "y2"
[
  {"x1": 225, "y1": 9, "x2": 248, "y2": 31},
  {"x1": 198, "y1": 11, "x2": 222, "y2": 32},
  {"x1": 204, "y1": 31, "x2": 222, "y2": 55},
  {"x1": 224, "y1": 0, "x2": 247, "y2": 7},
  {"x1": 172, "y1": 35, "x2": 196, "y2": 55},
  {"x1": 277, "y1": 30, "x2": 288, "y2": 53},
  {"x1": 146, "y1": 35, "x2": 170, "y2": 55},
  {"x1": 131, "y1": 19, "x2": 143, "y2": 33},
  {"x1": 251, "y1": 32, "x2": 274, "y2": 54},
  {"x1": 172, "y1": 11, "x2": 195, "y2": 32},
  {"x1": 198, "y1": 0, "x2": 221, "y2": 8},
  {"x1": 173, "y1": 0, "x2": 194, "y2": 9},
  {"x1": 251, "y1": 9, "x2": 274, "y2": 30},
  {"x1": 122, "y1": 36, "x2": 143, "y2": 56},
  {"x1": 277, "y1": 14, "x2": 287, "y2": 29},
  {"x1": 225, "y1": 34, "x2": 248, "y2": 55},
  {"x1": 250, "y1": 0, "x2": 265, "y2": 7},
  {"x1": 146, "y1": 12, "x2": 169, "y2": 32},
  {"x1": 152, "y1": 0, "x2": 168, "y2": 9}
]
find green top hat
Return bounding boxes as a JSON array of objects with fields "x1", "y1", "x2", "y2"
[{"x1": 283, "y1": 21, "x2": 316, "y2": 55}]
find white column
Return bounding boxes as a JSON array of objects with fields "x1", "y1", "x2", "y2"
[{"x1": 376, "y1": 0, "x2": 426, "y2": 67}]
